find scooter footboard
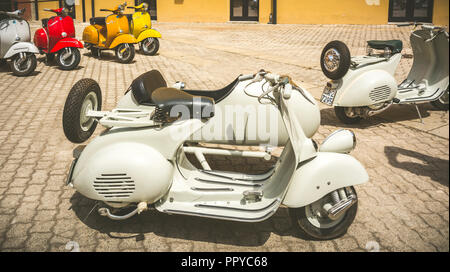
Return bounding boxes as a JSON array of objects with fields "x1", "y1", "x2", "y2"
[{"x1": 282, "y1": 152, "x2": 369, "y2": 208}]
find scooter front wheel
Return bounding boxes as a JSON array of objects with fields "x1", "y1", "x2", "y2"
[
  {"x1": 289, "y1": 187, "x2": 358, "y2": 240},
  {"x1": 56, "y1": 47, "x2": 81, "y2": 70},
  {"x1": 139, "y1": 38, "x2": 159, "y2": 56},
  {"x1": 334, "y1": 106, "x2": 362, "y2": 124},
  {"x1": 115, "y1": 43, "x2": 135, "y2": 63},
  {"x1": 63, "y1": 78, "x2": 102, "y2": 143},
  {"x1": 9, "y1": 53, "x2": 37, "y2": 77}
]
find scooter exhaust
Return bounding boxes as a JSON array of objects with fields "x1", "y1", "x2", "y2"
[{"x1": 326, "y1": 194, "x2": 357, "y2": 220}]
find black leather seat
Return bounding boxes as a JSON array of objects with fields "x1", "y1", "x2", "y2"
[
  {"x1": 42, "y1": 18, "x2": 49, "y2": 28},
  {"x1": 129, "y1": 70, "x2": 239, "y2": 106},
  {"x1": 90, "y1": 17, "x2": 106, "y2": 26},
  {"x1": 151, "y1": 88, "x2": 215, "y2": 120},
  {"x1": 130, "y1": 70, "x2": 168, "y2": 105},
  {"x1": 367, "y1": 40, "x2": 403, "y2": 54}
]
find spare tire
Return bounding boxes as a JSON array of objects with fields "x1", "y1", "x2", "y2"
[{"x1": 321, "y1": 40, "x2": 351, "y2": 80}]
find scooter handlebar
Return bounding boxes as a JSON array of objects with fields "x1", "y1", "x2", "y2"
[{"x1": 238, "y1": 74, "x2": 254, "y2": 81}]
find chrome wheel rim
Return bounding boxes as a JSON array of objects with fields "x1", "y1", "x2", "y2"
[
  {"x1": 60, "y1": 48, "x2": 76, "y2": 67},
  {"x1": 13, "y1": 54, "x2": 32, "y2": 72},
  {"x1": 80, "y1": 92, "x2": 98, "y2": 132},
  {"x1": 142, "y1": 38, "x2": 156, "y2": 53},
  {"x1": 324, "y1": 48, "x2": 341, "y2": 72},
  {"x1": 305, "y1": 195, "x2": 345, "y2": 229},
  {"x1": 117, "y1": 44, "x2": 131, "y2": 60}
]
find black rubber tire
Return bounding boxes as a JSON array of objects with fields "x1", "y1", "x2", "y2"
[
  {"x1": 289, "y1": 187, "x2": 358, "y2": 240},
  {"x1": 10, "y1": 53, "x2": 37, "y2": 77},
  {"x1": 139, "y1": 38, "x2": 160, "y2": 56},
  {"x1": 115, "y1": 43, "x2": 135, "y2": 63},
  {"x1": 430, "y1": 87, "x2": 449, "y2": 111},
  {"x1": 56, "y1": 48, "x2": 81, "y2": 70},
  {"x1": 321, "y1": 40, "x2": 351, "y2": 80},
  {"x1": 63, "y1": 78, "x2": 102, "y2": 143},
  {"x1": 334, "y1": 106, "x2": 362, "y2": 124}
]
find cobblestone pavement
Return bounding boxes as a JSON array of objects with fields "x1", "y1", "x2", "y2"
[{"x1": 0, "y1": 22, "x2": 448, "y2": 252}]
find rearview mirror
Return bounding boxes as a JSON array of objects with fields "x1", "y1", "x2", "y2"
[{"x1": 64, "y1": 0, "x2": 75, "y2": 6}]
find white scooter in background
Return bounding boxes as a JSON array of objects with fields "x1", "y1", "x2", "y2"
[
  {"x1": 0, "y1": 8, "x2": 39, "y2": 76},
  {"x1": 62, "y1": 69, "x2": 369, "y2": 240},
  {"x1": 319, "y1": 23, "x2": 449, "y2": 124}
]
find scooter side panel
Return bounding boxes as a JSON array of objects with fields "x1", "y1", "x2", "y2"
[
  {"x1": 3, "y1": 41, "x2": 39, "y2": 58},
  {"x1": 82, "y1": 25, "x2": 99, "y2": 45},
  {"x1": 334, "y1": 69, "x2": 398, "y2": 107},
  {"x1": 282, "y1": 152, "x2": 369, "y2": 208},
  {"x1": 50, "y1": 37, "x2": 83, "y2": 53},
  {"x1": 105, "y1": 14, "x2": 132, "y2": 48},
  {"x1": 136, "y1": 29, "x2": 161, "y2": 42}
]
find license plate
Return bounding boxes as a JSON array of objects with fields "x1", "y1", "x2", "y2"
[{"x1": 320, "y1": 86, "x2": 337, "y2": 106}]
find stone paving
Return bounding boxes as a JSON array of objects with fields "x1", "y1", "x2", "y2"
[{"x1": 0, "y1": 22, "x2": 448, "y2": 252}]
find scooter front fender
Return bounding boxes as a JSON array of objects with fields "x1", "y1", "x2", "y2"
[
  {"x1": 50, "y1": 38, "x2": 83, "y2": 53},
  {"x1": 3, "y1": 42, "x2": 39, "y2": 59},
  {"x1": 136, "y1": 29, "x2": 162, "y2": 42},
  {"x1": 282, "y1": 152, "x2": 369, "y2": 208},
  {"x1": 109, "y1": 34, "x2": 138, "y2": 49}
]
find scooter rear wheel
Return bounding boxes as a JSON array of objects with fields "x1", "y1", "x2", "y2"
[
  {"x1": 63, "y1": 78, "x2": 102, "y2": 143},
  {"x1": 430, "y1": 87, "x2": 449, "y2": 111},
  {"x1": 56, "y1": 47, "x2": 81, "y2": 70},
  {"x1": 115, "y1": 43, "x2": 135, "y2": 63},
  {"x1": 289, "y1": 187, "x2": 358, "y2": 240},
  {"x1": 10, "y1": 53, "x2": 37, "y2": 77},
  {"x1": 334, "y1": 106, "x2": 362, "y2": 124},
  {"x1": 139, "y1": 38, "x2": 159, "y2": 56}
]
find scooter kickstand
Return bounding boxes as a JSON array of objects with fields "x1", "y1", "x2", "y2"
[{"x1": 414, "y1": 104, "x2": 424, "y2": 124}]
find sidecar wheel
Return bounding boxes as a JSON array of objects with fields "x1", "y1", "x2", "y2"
[
  {"x1": 430, "y1": 87, "x2": 449, "y2": 111},
  {"x1": 63, "y1": 78, "x2": 102, "y2": 143},
  {"x1": 10, "y1": 53, "x2": 37, "y2": 77},
  {"x1": 115, "y1": 43, "x2": 135, "y2": 63},
  {"x1": 56, "y1": 47, "x2": 81, "y2": 70},
  {"x1": 334, "y1": 106, "x2": 362, "y2": 124},
  {"x1": 139, "y1": 38, "x2": 159, "y2": 56},
  {"x1": 321, "y1": 40, "x2": 351, "y2": 80},
  {"x1": 289, "y1": 187, "x2": 358, "y2": 240}
]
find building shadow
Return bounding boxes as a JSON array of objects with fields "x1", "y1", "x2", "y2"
[
  {"x1": 69, "y1": 192, "x2": 327, "y2": 246},
  {"x1": 384, "y1": 146, "x2": 449, "y2": 187}
]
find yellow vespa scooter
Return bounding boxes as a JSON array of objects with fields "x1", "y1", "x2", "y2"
[
  {"x1": 82, "y1": 2, "x2": 137, "y2": 63},
  {"x1": 127, "y1": 3, "x2": 161, "y2": 55}
]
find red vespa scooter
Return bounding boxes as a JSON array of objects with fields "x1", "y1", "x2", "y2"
[{"x1": 34, "y1": 7, "x2": 82, "y2": 70}]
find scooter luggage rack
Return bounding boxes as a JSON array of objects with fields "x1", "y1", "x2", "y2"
[{"x1": 86, "y1": 108, "x2": 157, "y2": 128}]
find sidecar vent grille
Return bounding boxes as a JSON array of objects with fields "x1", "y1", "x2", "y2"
[
  {"x1": 93, "y1": 174, "x2": 135, "y2": 199},
  {"x1": 369, "y1": 85, "x2": 391, "y2": 102}
]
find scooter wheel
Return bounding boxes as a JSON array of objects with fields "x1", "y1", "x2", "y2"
[
  {"x1": 115, "y1": 43, "x2": 135, "y2": 64},
  {"x1": 10, "y1": 53, "x2": 37, "y2": 77},
  {"x1": 334, "y1": 106, "x2": 362, "y2": 124},
  {"x1": 139, "y1": 38, "x2": 159, "y2": 56},
  {"x1": 289, "y1": 187, "x2": 358, "y2": 240},
  {"x1": 63, "y1": 78, "x2": 102, "y2": 143},
  {"x1": 321, "y1": 40, "x2": 351, "y2": 80},
  {"x1": 430, "y1": 87, "x2": 449, "y2": 111},
  {"x1": 56, "y1": 47, "x2": 81, "y2": 70}
]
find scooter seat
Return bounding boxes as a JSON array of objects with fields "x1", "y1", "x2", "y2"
[
  {"x1": 367, "y1": 40, "x2": 403, "y2": 54},
  {"x1": 130, "y1": 70, "x2": 168, "y2": 105},
  {"x1": 42, "y1": 18, "x2": 49, "y2": 28},
  {"x1": 151, "y1": 88, "x2": 215, "y2": 121},
  {"x1": 89, "y1": 17, "x2": 106, "y2": 26}
]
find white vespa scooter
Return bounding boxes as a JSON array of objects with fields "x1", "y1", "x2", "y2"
[
  {"x1": 62, "y1": 70, "x2": 369, "y2": 240},
  {"x1": 319, "y1": 23, "x2": 449, "y2": 124},
  {"x1": 0, "y1": 8, "x2": 39, "y2": 76}
]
